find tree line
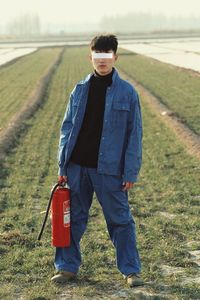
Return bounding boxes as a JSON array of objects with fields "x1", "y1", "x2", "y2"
[
  {"x1": 99, "y1": 13, "x2": 200, "y2": 33},
  {"x1": 5, "y1": 14, "x2": 41, "y2": 37}
]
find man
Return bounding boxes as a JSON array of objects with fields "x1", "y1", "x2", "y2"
[{"x1": 51, "y1": 34, "x2": 143, "y2": 287}]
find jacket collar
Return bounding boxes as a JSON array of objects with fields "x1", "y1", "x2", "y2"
[{"x1": 78, "y1": 68, "x2": 120, "y2": 87}]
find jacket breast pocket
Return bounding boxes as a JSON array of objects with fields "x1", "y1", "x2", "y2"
[{"x1": 111, "y1": 101, "x2": 130, "y2": 128}]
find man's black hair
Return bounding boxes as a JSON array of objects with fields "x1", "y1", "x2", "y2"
[{"x1": 90, "y1": 34, "x2": 118, "y2": 54}]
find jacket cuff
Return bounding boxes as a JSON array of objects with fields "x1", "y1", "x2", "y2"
[
  {"x1": 58, "y1": 166, "x2": 67, "y2": 176},
  {"x1": 123, "y1": 173, "x2": 138, "y2": 183}
]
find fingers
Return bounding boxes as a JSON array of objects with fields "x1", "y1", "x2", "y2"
[
  {"x1": 122, "y1": 182, "x2": 134, "y2": 191},
  {"x1": 63, "y1": 176, "x2": 68, "y2": 182},
  {"x1": 58, "y1": 175, "x2": 68, "y2": 185}
]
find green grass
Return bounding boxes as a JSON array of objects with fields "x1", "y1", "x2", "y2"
[
  {"x1": 116, "y1": 48, "x2": 200, "y2": 135},
  {"x1": 0, "y1": 48, "x2": 61, "y2": 130},
  {"x1": 0, "y1": 46, "x2": 199, "y2": 299}
]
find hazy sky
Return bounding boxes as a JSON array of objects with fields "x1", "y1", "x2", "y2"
[{"x1": 1, "y1": 0, "x2": 200, "y2": 26}]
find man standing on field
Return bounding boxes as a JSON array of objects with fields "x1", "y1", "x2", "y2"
[{"x1": 52, "y1": 34, "x2": 143, "y2": 287}]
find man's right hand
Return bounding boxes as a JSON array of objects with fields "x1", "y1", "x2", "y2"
[{"x1": 58, "y1": 175, "x2": 68, "y2": 185}]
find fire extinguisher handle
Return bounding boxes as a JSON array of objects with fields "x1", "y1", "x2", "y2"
[
  {"x1": 37, "y1": 183, "x2": 60, "y2": 241},
  {"x1": 62, "y1": 183, "x2": 70, "y2": 189}
]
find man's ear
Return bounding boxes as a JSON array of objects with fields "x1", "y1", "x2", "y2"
[{"x1": 115, "y1": 54, "x2": 118, "y2": 61}]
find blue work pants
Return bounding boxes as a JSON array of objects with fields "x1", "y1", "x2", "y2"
[{"x1": 54, "y1": 162, "x2": 141, "y2": 276}]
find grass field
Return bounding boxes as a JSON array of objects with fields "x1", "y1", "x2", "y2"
[
  {"x1": 0, "y1": 46, "x2": 200, "y2": 299},
  {"x1": 116, "y1": 48, "x2": 200, "y2": 136},
  {"x1": 0, "y1": 48, "x2": 61, "y2": 131}
]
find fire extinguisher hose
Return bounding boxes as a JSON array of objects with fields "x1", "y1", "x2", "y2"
[{"x1": 37, "y1": 183, "x2": 60, "y2": 241}]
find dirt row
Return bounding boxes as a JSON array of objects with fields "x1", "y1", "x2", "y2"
[
  {"x1": 0, "y1": 48, "x2": 64, "y2": 162},
  {"x1": 120, "y1": 69, "x2": 200, "y2": 161}
]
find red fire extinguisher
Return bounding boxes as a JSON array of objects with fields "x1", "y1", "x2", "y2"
[
  {"x1": 51, "y1": 185, "x2": 70, "y2": 247},
  {"x1": 37, "y1": 183, "x2": 71, "y2": 247}
]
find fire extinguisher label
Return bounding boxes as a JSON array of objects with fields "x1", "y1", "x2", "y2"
[
  {"x1": 63, "y1": 201, "x2": 70, "y2": 228},
  {"x1": 63, "y1": 200, "x2": 70, "y2": 213},
  {"x1": 64, "y1": 213, "x2": 70, "y2": 227}
]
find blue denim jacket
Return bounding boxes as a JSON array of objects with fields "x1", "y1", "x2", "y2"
[{"x1": 58, "y1": 68, "x2": 142, "y2": 182}]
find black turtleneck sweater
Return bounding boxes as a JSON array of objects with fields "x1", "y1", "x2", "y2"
[{"x1": 70, "y1": 69, "x2": 113, "y2": 168}]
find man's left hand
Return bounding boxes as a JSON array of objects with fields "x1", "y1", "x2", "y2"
[{"x1": 122, "y1": 182, "x2": 134, "y2": 191}]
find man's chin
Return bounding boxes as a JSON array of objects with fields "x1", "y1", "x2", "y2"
[{"x1": 96, "y1": 68, "x2": 111, "y2": 76}]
